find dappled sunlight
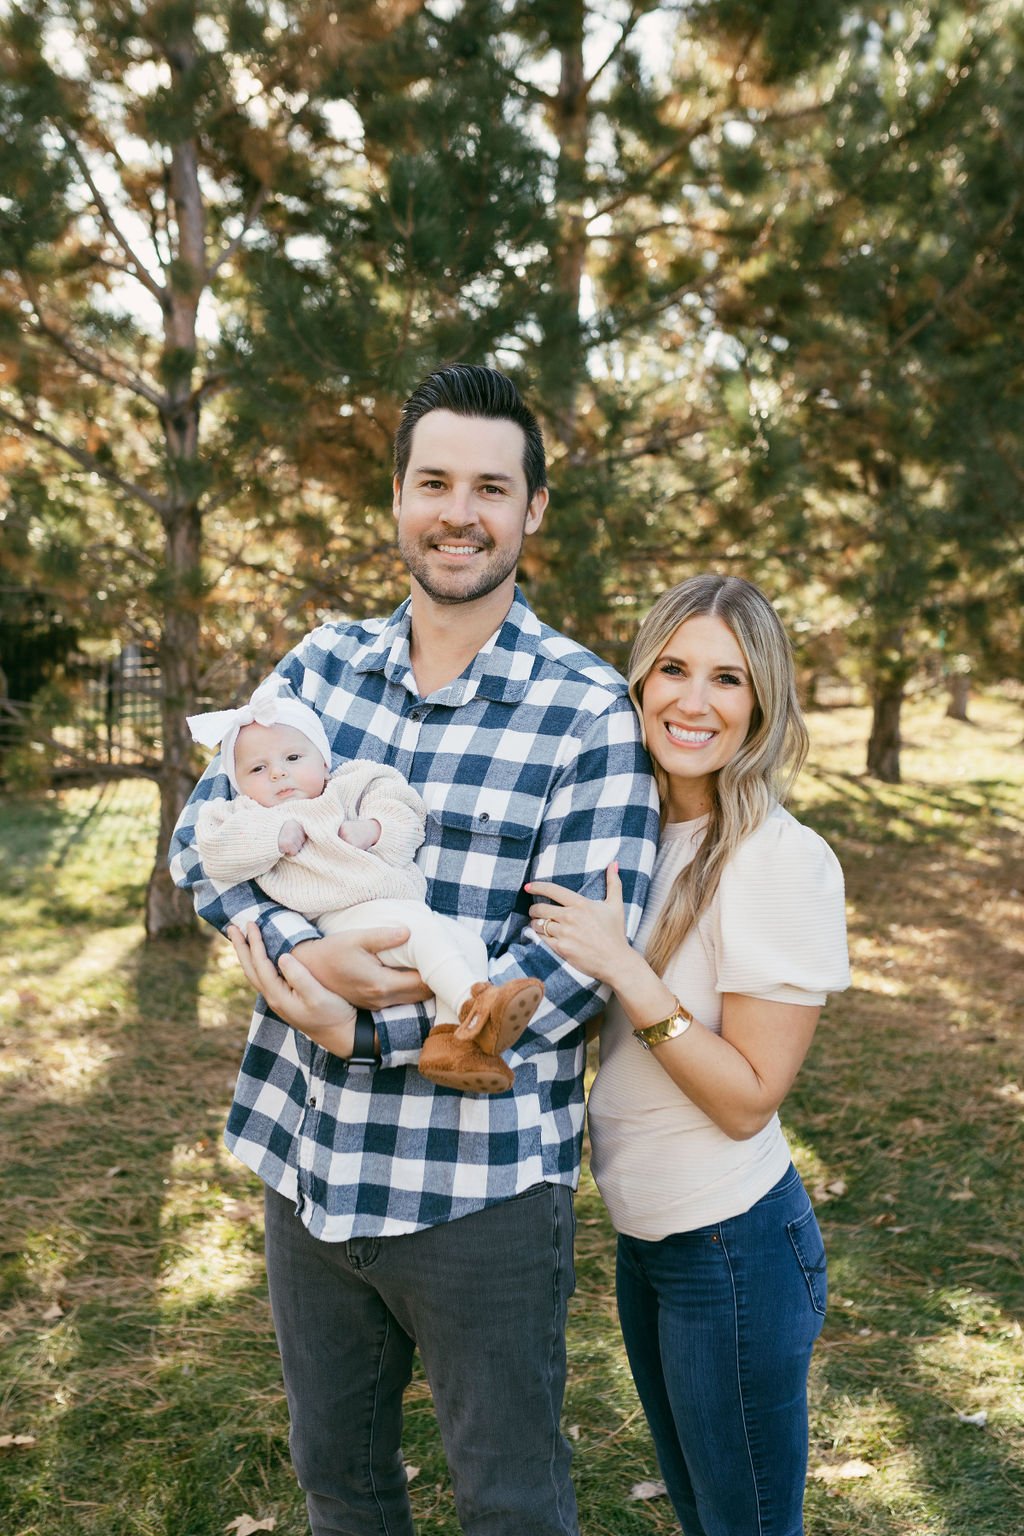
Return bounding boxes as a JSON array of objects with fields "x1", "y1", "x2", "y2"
[
  {"x1": 156, "y1": 1139, "x2": 264, "y2": 1311},
  {"x1": 0, "y1": 1027, "x2": 121, "y2": 1100},
  {"x1": 1, "y1": 694, "x2": 1021, "y2": 1535},
  {"x1": 157, "y1": 1205, "x2": 264, "y2": 1312}
]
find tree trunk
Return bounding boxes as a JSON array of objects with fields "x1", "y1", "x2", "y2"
[
  {"x1": 145, "y1": 502, "x2": 203, "y2": 937},
  {"x1": 867, "y1": 679, "x2": 904, "y2": 782},
  {"x1": 550, "y1": 1, "x2": 588, "y2": 452},
  {"x1": 145, "y1": 30, "x2": 207, "y2": 937},
  {"x1": 945, "y1": 672, "x2": 971, "y2": 721}
]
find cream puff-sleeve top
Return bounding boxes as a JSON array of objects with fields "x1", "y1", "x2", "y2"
[{"x1": 587, "y1": 803, "x2": 850, "y2": 1239}]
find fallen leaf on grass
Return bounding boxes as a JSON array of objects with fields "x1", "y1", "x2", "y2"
[
  {"x1": 0, "y1": 1433, "x2": 38, "y2": 1449},
  {"x1": 225, "y1": 1517, "x2": 275, "y2": 1535},
  {"x1": 813, "y1": 1178, "x2": 848, "y2": 1202},
  {"x1": 42, "y1": 1302, "x2": 65, "y2": 1321},
  {"x1": 404, "y1": 1464, "x2": 420, "y2": 1484},
  {"x1": 812, "y1": 1458, "x2": 874, "y2": 1482},
  {"x1": 566, "y1": 1424, "x2": 580, "y2": 1441},
  {"x1": 955, "y1": 1410, "x2": 988, "y2": 1428},
  {"x1": 965, "y1": 1239, "x2": 1022, "y2": 1265},
  {"x1": 628, "y1": 1479, "x2": 667, "y2": 1501}
]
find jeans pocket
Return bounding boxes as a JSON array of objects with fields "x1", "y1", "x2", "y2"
[{"x1": 787, "y1": 1204, "x2": 828, "y2": 1316}]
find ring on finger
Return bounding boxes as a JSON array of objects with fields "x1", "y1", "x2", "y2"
[{"x1": 542, "y1": 917, "x2": 554, "y2": 939}]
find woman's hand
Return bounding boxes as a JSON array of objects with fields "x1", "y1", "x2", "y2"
[
  {"x1": 525, "y1": 863, "x2": 634, "y2": 985},
  {"x1": 227, "y1": 922, "x2": 359, "y2": 1057}
]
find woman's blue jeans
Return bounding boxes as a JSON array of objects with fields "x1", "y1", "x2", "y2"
[
  {"x1": 264, "y1": 1181, "x2": 579, "y2": 1536},
  {"x1": 616, "y1": 1164, "x2": 826, "y2": 1536}
]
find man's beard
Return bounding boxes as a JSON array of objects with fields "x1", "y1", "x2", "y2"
[{"x1": 398, "y1": 531, "x2": 523, "y2": 606}]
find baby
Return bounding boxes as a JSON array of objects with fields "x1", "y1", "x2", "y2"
[{"x1": 187, "y1": 680, "x2": 543, "y2": 1093}]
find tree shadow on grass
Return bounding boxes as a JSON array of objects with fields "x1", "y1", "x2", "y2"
[
  {"x1": 0, "y1": 930, "x2": 306, "y2": 1536},
  {"x1": 799, "y1": 767, "x2": 1022, "y2": 852},
  {"x1": 787, "y1": 791, "x2": 1024, "y2": 1534}
]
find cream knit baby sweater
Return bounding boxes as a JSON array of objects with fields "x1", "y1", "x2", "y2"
[{"x1": 194, "y1": 760, "x2": 428, "y2": 918}]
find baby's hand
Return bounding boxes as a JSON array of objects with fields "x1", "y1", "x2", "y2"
[
  {"x1": 339, "y1": 817, "x2": 381, "y2": 850},
  {"x1": 278, "y1": 819, "x2": 307, "y2": 857}
]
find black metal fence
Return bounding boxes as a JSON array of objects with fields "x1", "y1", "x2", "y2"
[{"x1": 0, "y1": 644, "x2": 163, "y2": 776}]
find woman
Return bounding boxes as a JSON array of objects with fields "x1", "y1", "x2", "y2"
[{"x1": 526, "y1": 575, "x2": 850, "y2": 1536}]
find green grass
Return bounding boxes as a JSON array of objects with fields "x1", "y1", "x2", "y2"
[{"x1": 1, "y1": 692, "x2": 1022, "y2": 1534}]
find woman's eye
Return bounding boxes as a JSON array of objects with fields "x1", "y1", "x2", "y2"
[
  {"x1": 718, "y1": 672, "x2": 742, "y2": 686},
  {"x1": 660, "y1": 662, "x2": 682, "y2": 676}
]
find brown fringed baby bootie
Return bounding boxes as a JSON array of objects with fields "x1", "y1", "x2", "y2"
[{"x1": 417, "y1": 977, "x2": 544, "y2": 1095}]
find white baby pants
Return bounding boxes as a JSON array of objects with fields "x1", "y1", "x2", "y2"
[{"x1": 318, "y1": 898, "x2": 488, "y2": 1025}]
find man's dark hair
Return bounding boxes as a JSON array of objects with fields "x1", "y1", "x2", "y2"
[{"x1": 394, "y1": 364, "x2": 548, "y2": 500}]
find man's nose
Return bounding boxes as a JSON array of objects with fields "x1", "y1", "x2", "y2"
[{"x1": 438, "y1": 485, "x2": 478, "y2": 525}]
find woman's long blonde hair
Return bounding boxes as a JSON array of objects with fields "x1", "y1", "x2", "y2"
[{"x1": 630, "y1": 575, "x2": 809, "y2": 976}]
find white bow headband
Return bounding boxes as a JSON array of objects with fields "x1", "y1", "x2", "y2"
[{"x1": 187, "y1": 678, "x2": 332, "y2": 791}]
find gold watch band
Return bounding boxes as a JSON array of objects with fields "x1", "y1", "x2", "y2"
[{"x1": 633, "y1": 998, "x2": 695, "y2": 1050}]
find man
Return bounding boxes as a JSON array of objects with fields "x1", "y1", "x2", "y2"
[{"x1": 170, "y1": 364, "x2": 659, "y2": 1535}]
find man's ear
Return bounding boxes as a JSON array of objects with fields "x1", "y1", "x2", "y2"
[
  {"x1": 524, "y1": 486, "x2": 549, "y2": 536},
  {"x1": 392, "y1": 474, "x2": 402, "y2": 521}
]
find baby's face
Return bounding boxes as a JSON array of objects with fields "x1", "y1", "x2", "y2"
[{"x1": 234, "y1": 722, "x2": 328, "y2": 807}]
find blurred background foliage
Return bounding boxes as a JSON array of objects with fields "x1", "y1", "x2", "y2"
[{"x1": 0, "y1": 0, "x2": 1021, "y2": 931}]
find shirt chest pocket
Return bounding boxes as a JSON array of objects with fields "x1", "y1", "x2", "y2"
[
  {"x1": 422, "y1": 783, "x2": 543, "y2": 923},
  {"x1": 424, "y1": 782, "x2": 540, "y2": 847}
]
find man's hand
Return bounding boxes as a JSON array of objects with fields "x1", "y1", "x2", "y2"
[
  {"x1": 292, "y1": 929, "x2": 432, "y2": 1010},
  {"x1": 227, "y1": 923, "x2": 359, "y2": 1056}
]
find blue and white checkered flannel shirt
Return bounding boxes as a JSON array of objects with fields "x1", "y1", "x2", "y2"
[{"x1": 170, "y1": 589, "x2": 659, "y2": 1239}]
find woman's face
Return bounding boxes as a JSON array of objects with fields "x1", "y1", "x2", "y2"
[{"x1": 641, "y1": 613, "x2": 756, "y2": 820}]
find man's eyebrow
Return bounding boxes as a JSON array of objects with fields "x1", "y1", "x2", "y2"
[{"x1": 411, "y1": 465, "x2": 515, "y2": 483}]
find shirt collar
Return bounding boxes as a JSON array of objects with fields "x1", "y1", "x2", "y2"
[{"x1": 351, "y1": 588, "x2": 540, "y2": 706}]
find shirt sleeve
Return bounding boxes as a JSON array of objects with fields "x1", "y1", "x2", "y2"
[
  {"x1": 168, "y1": 667, "x2": 322, "y2": 960},
  {"x1": 711, "y1": 812, "x2": 851, "y2": 1006},
  {"x1": 377, "y1": 694, "x2": 660, "y2": 1066}
]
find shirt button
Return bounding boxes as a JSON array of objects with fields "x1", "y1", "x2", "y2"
[
  {"x1": 478, "y1": 812, "x2": 490, "y2": 823},
  {"x1": 308, "y1": 1096, "x2": 317, "y2": 1107}
]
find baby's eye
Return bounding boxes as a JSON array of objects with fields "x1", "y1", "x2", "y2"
[
  {"x1": 286, "y1": 753, "x2": 303, "y2": 762},
  {"x1": 249, "y1": 764, "x2": 265, "y2": 773}
]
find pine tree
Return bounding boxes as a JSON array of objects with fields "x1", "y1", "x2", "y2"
[
  {"x1": 0, "y1": 0, "x2": 464, "y2": 933},
  {"x1": 703, "y1": 2, "x2": 1024, "y2": 780}
]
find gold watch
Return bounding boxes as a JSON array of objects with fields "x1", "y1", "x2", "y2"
[{"x1": 633, "y1": 998, "x2": 695, "y2": 1050}]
